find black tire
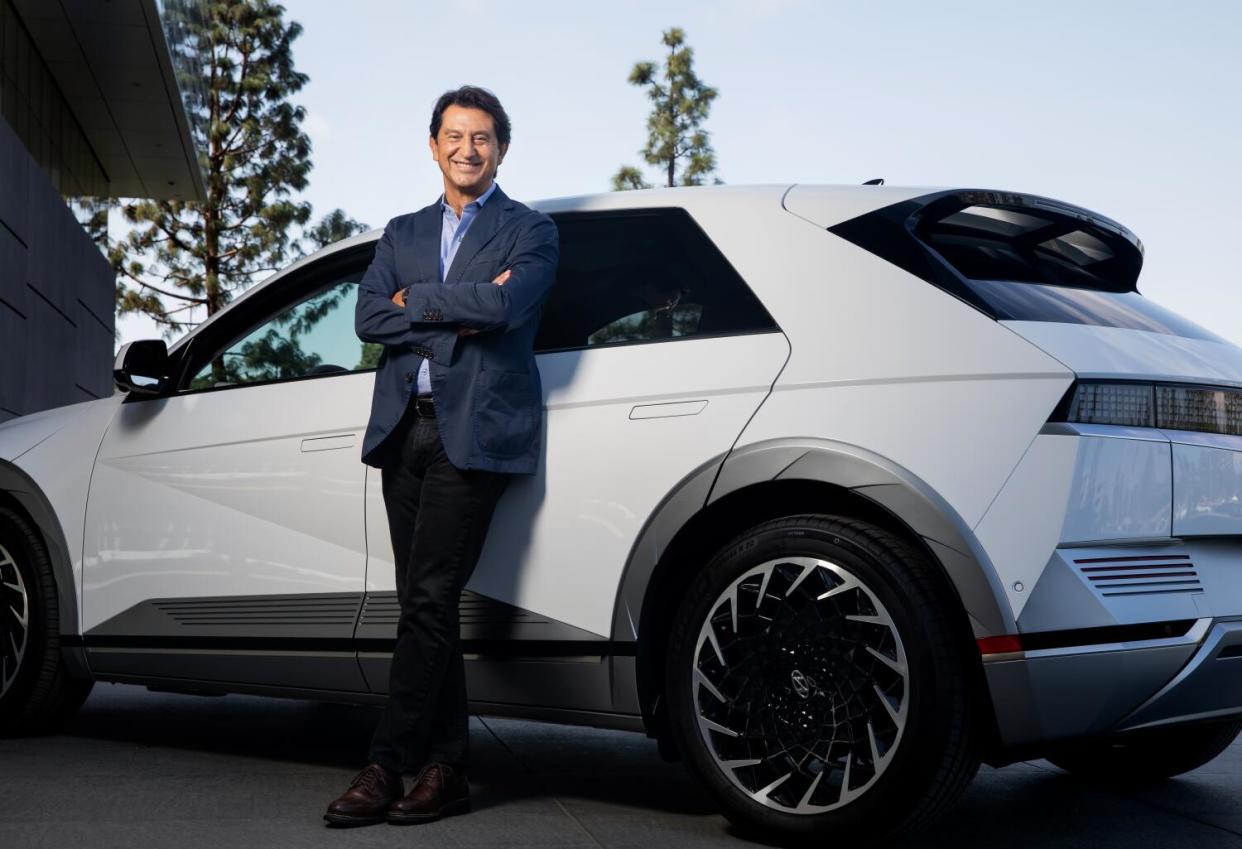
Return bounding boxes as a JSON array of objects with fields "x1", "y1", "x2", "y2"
[
  {"x1": 0, "y1": 505, "x2": 93, "y2": 735},
  {"x1": 665, "y1": 514, "x2": 980, "y2": 844},
  {"x1": 1047, "y1": 719, "x2": 1242, "y2": 783}
]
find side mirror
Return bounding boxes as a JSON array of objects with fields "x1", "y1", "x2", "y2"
[{"x1": 113, "y1": 339, "x2": 169, "y2": 396}]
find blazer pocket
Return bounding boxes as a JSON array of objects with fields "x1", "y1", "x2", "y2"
[{"x1": 473, "y1": 369, "x2": 538, "y2": 457}]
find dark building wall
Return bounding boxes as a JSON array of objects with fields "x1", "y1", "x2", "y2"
[{"x1": 0, "y1": 114, "x2": 114, "y2": 426}]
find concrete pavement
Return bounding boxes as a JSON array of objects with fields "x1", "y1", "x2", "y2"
[{"x1": 2, "y1": 683, "x2": 1241, "y2": 848}]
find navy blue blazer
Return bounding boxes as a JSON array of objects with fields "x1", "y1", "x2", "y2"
[{"x1": 354, "y1": 184, "x2": 559, "y2": 474}]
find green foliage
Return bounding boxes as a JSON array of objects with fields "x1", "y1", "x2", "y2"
[
  {"x1": 302, "y1": 208, "x2": 371, "y2": 252},
  {"x1": 611, "y1": 165, "x2": 653, "y2": 192},
  {"x1": 110, "y1": 0, "x2": 365, "y2": 353},
  {"x1": 186, "y1": 278, "x2": 378, "y2": 390},
  {"x1": 187, "y1": 327, "x2": 324, "y2": 390},
  {"x1": 613, "y1": 27, "x2": 720, "y2": 190},
  {"x1": 587, "y1": 303, "x2": 702, "y2": 345},
  {"x1": 357, "y1": 341, "x2": 384, "y2": 369}
]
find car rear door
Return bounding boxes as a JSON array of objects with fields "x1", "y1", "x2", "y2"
[{"x1": 357, "y1": 207, "x2": 791, "y2": 707}]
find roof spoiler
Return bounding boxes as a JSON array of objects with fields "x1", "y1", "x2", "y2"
[{"x1": 830, "y1": 189, "x2": 1146, "y2": 305}]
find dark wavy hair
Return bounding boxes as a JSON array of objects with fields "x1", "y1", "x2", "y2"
[{"x1": 429, "y1": 85, "x2": 511, "y2": 147}]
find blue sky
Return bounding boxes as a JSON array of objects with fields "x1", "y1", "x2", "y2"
[{"x1": 116, "y1": 0, "x2": 1242, "y2": 348}]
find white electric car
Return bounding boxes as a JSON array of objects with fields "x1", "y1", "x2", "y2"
[{"x1": 4, "y1": 184, "x2": 1242, "y2": 842}]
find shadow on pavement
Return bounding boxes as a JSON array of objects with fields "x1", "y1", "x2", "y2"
[{"x1": 17, "y1": 684, "x2": 1240, "y2": 848}]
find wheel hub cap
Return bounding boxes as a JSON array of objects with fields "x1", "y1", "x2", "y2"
[{"x1": 790, "y1": 669, "x2": 814, "y2": 700}]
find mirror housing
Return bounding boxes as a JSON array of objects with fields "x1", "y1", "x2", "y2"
[{"x1": 113, "y1": 339, "x2": 169, "y2": 396}]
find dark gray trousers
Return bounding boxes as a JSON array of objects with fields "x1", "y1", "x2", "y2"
[{"x1": 368, "y1": 399, "x2": 509, "y2": 773}]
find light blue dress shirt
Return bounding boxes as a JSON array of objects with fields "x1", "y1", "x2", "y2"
[{"x1": 415, "y1": 180, "x2": 499, "y2": 396}]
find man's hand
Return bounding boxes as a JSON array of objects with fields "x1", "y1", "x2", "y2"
[{"x1": 456, "y1": 269, "x2": 510, "y2": 335}]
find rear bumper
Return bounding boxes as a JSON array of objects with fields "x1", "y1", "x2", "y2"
[
  {"x1": 976, "y1": 420, "x2": 1242, "y2": 747},
  {"x1": 985, "y1": 617, "x2": 1242, "y2": 746}
]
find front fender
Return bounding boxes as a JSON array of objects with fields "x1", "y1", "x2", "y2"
[
  {"x1": 0, "y1": 395, "x2": 124, "y2": 641},
  {"x1": 0, "y1": 460, "x2": 81, "y2": 639}
]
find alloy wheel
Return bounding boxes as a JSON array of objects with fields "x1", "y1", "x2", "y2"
[
  {"x1": 691, "y1": 555, "x2": 910, "y2": 813},
  {"x1": 0, "y1": 541, "x2": 29, "y2": 699}
]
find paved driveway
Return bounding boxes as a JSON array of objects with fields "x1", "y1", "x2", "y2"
[{"x1": 2, "y1": 684, "x2": 1241, "y2": 848}]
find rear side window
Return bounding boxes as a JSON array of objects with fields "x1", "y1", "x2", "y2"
[
  {"x1": 535, "y1": 208, "x2": 778, "y2": 353},
  {"x1": 830, "y1": 191, "x2": 1222, "y2": 341}
]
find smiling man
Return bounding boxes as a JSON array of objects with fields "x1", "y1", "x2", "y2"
[{"x1": 327, "y1": 86, "x2": 558, "y2": 827}]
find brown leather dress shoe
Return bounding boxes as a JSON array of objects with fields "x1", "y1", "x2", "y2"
[
  {"x1": 386, "y1": 762, "x2": 470, "y2": 824},
  {"x1": 324, "y1": 763, "x2": 404, "y2": 827}
]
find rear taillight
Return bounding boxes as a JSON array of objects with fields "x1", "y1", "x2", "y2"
[
  {"x1": 1067, "y1": 382, "x2": 1153, "y2": 427},
  {"x1": 1059, "y1": 381, "x2": 1242, "y2": 437},
  {"x1": 1156, "y1": 385, "x2": 1242, "y2": 434}
]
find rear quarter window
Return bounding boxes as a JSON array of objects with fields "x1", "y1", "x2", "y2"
[{"x1": 534, "y1": 208, "x2": 778, "y2": 353}]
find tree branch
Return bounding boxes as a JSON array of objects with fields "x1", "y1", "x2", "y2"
[{"x1": 135, "y1": 277, "x2": 205, "y2": 303}]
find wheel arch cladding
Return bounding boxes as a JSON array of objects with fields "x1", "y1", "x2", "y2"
[
  {"x1": 615, "y1": 438, "x2": 1013, "y2": 732},
  {"x1": 0, "y1": 462, "x2": 80, "y2": 638}
]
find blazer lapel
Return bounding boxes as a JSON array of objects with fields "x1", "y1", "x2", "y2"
[
  {"x1": 445, "y1": 184, "x2": 515, "y2": 285},
  {"x1": 412, "y1": 203, "x2": 443, "y2": 284}
]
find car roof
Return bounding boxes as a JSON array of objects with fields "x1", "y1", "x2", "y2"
[{"x1": 169, "y1": 182, "x2": 943, "y2": 354}]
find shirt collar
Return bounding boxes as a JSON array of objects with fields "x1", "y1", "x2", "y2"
[{"x1": 440, "y1": 181, "x2": 499, "y2": 215}]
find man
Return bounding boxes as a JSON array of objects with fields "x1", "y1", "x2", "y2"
[{"x1": 325, "y1": 85, "x2": 558, "y2": 827}]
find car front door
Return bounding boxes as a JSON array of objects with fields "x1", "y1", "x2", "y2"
[{"x1": 83, "y1": 247, "x2": 380, "y2": 692}]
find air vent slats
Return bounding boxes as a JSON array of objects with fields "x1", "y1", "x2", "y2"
[
  {"x1": 1080, "y1": 563, "x2": 1193, "y2": 573},
  {"x1": 168, "y1": 613, "x2": 357, "y2": 618},
  {"x1": 155, "y1": 596, "x2": 361, "y2": 627},
  {"x1": 1072, "y1": 554, "x2": 1202, "y2": 599},
  {"x1": 1074, "y1": 554, "x2": 1191, "y2": 564},
  {"x1": 158, "y1": 606, "x2": 360, "y2": 611},
  {"x1": 1089, "y1": 573, "x2": 1198, "y2": 581},
  {"x1": 359, "y1": 591, "x2": 549, "y2": 627},
  {"x1": 155, "y1": 600, "x2": 357, "y2": 607},
  {"x1": 170, "y1": 620, "x2": 356, "y2": 625}
]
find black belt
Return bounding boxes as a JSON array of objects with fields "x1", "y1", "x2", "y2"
[{"x1": 412, "y1": 394, "x2": 436, "y2": 418}]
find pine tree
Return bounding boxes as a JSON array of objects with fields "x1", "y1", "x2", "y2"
[
  {"x1": 110, "y1": 0, "x2": 364, "y2": 355},
  {"x1": 611, "y1": 165, "x2": 652, "y2": 192},
  {"x1": 612, "y1": 27, "x2": 720, "y2": 190},
  {"x1": 303, "y1": 208, "x2": 370, "y2": 251}
]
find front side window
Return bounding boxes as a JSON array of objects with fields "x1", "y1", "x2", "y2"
[
  {"x1": 186, "y1": 274, "x2": 381, "y2": 391},
  {"x1": 535, "y1": 209, "x2": 777, "y2": 352}
]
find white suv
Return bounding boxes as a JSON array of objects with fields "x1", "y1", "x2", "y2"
[{"x1": 3, "y1": 184, "x2": 1242, "y2": 842}]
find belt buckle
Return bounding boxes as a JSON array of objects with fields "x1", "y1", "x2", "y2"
[{"x1": 414, "y1": 395, "x2": 435, "y2": 417}]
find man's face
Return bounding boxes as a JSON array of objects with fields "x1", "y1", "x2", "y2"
[{"x1": 429, "y1": 104, "x2": 507, "y2": 196}]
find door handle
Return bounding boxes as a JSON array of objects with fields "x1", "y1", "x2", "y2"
[
  {"x1": 629, "y1": 400, "x2": 708, "y2": 420},
  {"x1": 300, "y1": 434, "x2": 356, "y2": 453}
]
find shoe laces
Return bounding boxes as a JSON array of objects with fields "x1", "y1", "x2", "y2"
[
  {"x1": 351, "y1": 764, "x2": 388, "y2": 793},
  {"x1": 415, "y1": 763, "x2": 446, "y2": 788}
]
